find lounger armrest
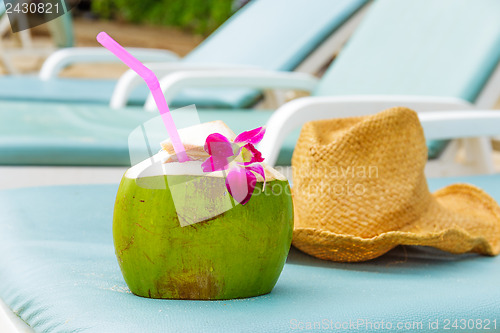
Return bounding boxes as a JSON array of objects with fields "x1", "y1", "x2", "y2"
[
  {"x1": 419, "y1": 110, "x2": 500, "y2": 139},
  {"x1": 259, "y1": 95, "x2": 473, "y2": 166},
  {"x1": 144, "y1": 70, "x2": 319, "y2": 111},
  {"x1": 110, "y1": 63, "x2": 262, "y2": 109},
  {"x1": 39, "y1": 47, "x2": 180, "y2": 80}
]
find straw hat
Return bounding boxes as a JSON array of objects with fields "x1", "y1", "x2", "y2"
[{"x1": 291, "y1": 107, "x2": 500, "y2": 262}]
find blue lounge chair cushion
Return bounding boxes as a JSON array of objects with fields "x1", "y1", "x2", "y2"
[
  {"x1": 0, "y1": 0, "x2": 367, "y2": 107},
  {"x1": 0, "y1": 76, "x2": 255, "y2": 109},
  {"x1": 313, "y1": 0, "x2": 500, "y2": 162},
  {"x1": 314, "y1": 0, "x2": 500, "y2": 102},
  {"x1": 0, "y1": 101, "x2": 297, "y2": 166},
  {"x1": 1, "y1": 174, "x2": 499, "y2": 332},
  {"x1": 0, "y1": 76, "x2": 149, "y2": 105},
  {"x1": 0, "y1": 100, "x2": 445, "y2": 166},
  {"x1": 175, "y1": 0, "x2": 368, "y2": 109}
]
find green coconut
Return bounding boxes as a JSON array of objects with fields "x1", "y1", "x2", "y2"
[{"x1": 113, "y1": 122, "x2": 293, "y2": 300}]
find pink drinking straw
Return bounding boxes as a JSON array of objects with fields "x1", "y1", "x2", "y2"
[{"x1": 96, "y1": 32, "x2": 188, "y2": 163}]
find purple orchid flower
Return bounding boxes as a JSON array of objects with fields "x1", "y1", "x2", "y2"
[{"x1": 201, "y1": 127, "x2": 266, "y2": 205}]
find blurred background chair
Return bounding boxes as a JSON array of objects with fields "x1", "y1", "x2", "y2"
[
  {"x1": 156, "y1": 0, "x2": 500, "y2": 176},
  {"x1": 1, "y1": 0, "x2": 500, "y2": 186},
  {"x1": 0, "y1": 1, "x2": 76, "y2": 74},
  {"x1": 0, "y1": 0, "x2": 369, "y2": 107},
  {"x1": 0, "y1": 0, "x2": 33, "y2": 74}
]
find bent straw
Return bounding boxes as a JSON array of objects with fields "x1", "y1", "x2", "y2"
[{"x1": 96, "y1": 32, "x2": 188, "y2": 162}]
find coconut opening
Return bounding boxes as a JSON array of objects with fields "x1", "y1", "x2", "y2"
[
  {"x1": 125, "y1": 151, "x2": 286, "y2": 181},
  {"x1": 125, "y1": 121, "x2": 286, "y2": 182},
  {"x1": 161, "y1": 120, "x2": 236, "y2": 159}
]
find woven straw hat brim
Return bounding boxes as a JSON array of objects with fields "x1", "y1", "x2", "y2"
[
  {"x1": 291, "y1": 107, "x2": 500, "y2": 262},
  {"x1": 293, "y1": 182, "x2": 500, "y2": 262}
]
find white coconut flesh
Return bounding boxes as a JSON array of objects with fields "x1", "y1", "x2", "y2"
[{"x1": 125, "y1": 121, "x2": 286, "y2": 182}]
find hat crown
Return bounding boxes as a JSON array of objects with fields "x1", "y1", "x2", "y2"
[{"x1": 292, "y1": 107, "x2": 431, "y2": 237}]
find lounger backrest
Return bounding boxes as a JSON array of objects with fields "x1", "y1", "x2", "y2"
[
  {"x1": 173, "y1": 0, "x2": 367, "y2": 109},
  {"x1": 314, "y1": 0, "x2": 500, "y2": 104}
]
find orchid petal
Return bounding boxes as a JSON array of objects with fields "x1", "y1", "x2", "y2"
[
  {"x1": 245, "y1": 163, "x2": 266, "y2": 190},
  {"x1": 225, "y1": 166, "x2": 257, "y2": 205},
  {"x1": 204, "y1": 133, "x2": 235, "y2": 157},
  {"x1": 201, "y1": 156, "x2": 231, "y2": 172},
  {"x1": 234, "y1": 127, "x2": 266, "y2": 145},
  {"x1": 239, "y1": 143, "x2": 264, "y2": 165}
]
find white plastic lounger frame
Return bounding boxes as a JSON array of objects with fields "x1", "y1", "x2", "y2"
[
  {"x1": 33, "y1": 3, "x2": 370, "y2": 109},
  {"x1": 110, "y1": 63, "x2": 263, "y2": 109},
  {"x1": 152, "y1": 67, "x2": 499, "y2": 177},
  {"x1": 0, "y1": 299, "x2": 32, "y2": 333},
  {"x1": 109, "y1": 3, "x2": 370, "y2": 109},
  {"x1": 258, "y1": 98, "x2": 495, "y2": 177},
  {"x1": 474, "y1": 60, "x2": 500, "y2": 109},
  {"x1": 476, "y1": 60, "x2": 500, "y2": 147},
  {"x1": 258, "y1": 96, "x2": 472, "y2": 165},
  {"x1": 39, "y1": 47, "x2": 180, "y2": 80},
  {"x1": 144, "y1": 70, "x2": 320, "y2": 111}
]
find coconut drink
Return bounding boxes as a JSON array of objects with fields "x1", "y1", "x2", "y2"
[{"x1": 113, "y1": 121, "x2": 294, "y2": 300}]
